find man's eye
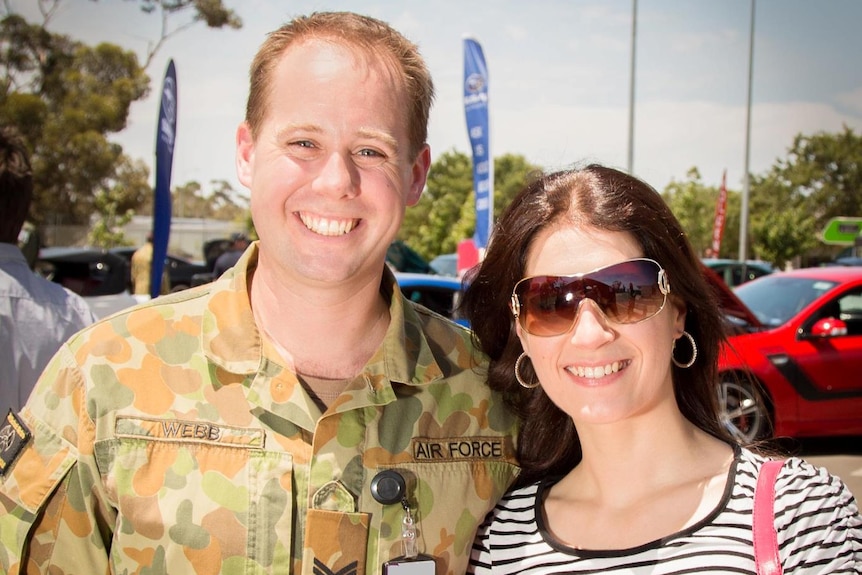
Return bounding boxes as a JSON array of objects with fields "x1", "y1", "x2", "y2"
[
  {"x1": 357, "y1": 148, "x2": 383, "y2": 158},
  {"x1": 354, "y1": 148, "x2": 387, "y2": 166}
]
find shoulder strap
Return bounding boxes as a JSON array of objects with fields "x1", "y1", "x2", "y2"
[{"x1": 753, "y1": 459, "x2": 785, "y2": 575}]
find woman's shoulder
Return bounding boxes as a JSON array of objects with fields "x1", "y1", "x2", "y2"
[
  {"x1": 737, "y1": 446, "x2": 860, "y2": 529},
  {"x1": 496, "y1": 480, "x2": 543, "y2": 509},
  {"x1": 737, "y1": 446, "x2": 853, "y2": 495},
  {"x1": 487, "y1": 477, "x2": 561, "y2": 519}
]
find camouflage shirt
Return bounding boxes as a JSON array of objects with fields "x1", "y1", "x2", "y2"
[{"x1": 0, "y1": 244, "x2": 520, "y2": 575}]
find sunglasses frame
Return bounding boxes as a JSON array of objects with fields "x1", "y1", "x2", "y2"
[{"x1": 510, "y1": 258, "x2": 671, "y2": 336}]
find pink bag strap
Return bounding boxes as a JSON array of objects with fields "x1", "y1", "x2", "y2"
[{"x1": 753, "y1": 459, "x2": 785, "y2": 575}]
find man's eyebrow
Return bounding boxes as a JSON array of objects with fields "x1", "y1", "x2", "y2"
[
  {"x1": 276, "y1": 123, "x2": 323, "y2": 138},
  {"x1": 356, "y1": 127, "x2": 399, "y2": 153}
]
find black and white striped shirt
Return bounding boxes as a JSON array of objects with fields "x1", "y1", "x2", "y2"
[{"x1": 469, "y1": 447, "x2": 861, "y2": 574}]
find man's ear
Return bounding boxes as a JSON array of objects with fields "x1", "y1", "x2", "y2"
[
  {"x1": 406, "y1": 145, "x2": 431, "y2": 207},
  {"x1": 236, "y1": 122, "x2": 255, "y2": 188}
]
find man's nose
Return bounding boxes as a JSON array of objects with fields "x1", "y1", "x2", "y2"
[{"x1": 313, "y1": 152, "x2": 358, "y2": 198}]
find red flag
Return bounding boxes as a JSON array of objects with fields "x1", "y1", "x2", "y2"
[{"x1": 710, "y1": 170, "x2": 728, "y2": 257}]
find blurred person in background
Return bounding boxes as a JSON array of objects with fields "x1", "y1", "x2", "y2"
[
  {"x1": 212, "y1": 231, "x2": 250, "y2": 278},
  {"x1": 0, "y1": 125, "x2": 96, "y2": 414},
  {"x1": 130, "y1": 231, "x2": 169, "y2": 299}
]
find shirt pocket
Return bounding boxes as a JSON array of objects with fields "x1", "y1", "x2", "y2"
[
  {"x1": 371, "y1": 460, "x2": 520, "y2": 572},
  {"x1": 105, "y1": 416, "x2": 292, "y2": 573}
]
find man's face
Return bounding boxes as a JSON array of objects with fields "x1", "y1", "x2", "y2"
[{"x1": 236, "y1": 39, "x2": 430, "y2": 288}]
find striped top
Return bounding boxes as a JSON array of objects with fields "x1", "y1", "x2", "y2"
[{"x1": 469, "y1": 446, "x2": 861, "y2": 574}]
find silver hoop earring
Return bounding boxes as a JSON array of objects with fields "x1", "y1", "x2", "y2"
[
  {"x1": 515, "y1": 352, "x2": 541, "y2": 389},
  {"x1": 672, "y1": 331, "x2": 697, "y2": 369}
]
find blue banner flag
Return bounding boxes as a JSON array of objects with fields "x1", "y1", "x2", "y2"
[
  {"x1": 150, "y1": 59, "x2": 178, "y2": 298},
  {"x1": 463, "y1": 37, "x2": 493, "y2": 250}
]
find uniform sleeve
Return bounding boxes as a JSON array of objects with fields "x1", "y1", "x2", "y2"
[
  {"x1": 775, "y1": 457, "x2": 862, "y2": 574},
  {"x1": 0, "y1": 345, "x2": 113, "y2": 574}
]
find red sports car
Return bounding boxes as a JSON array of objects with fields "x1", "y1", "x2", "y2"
[{"x1": 715, "y1": 266, "x2": 862, "y2": 441}]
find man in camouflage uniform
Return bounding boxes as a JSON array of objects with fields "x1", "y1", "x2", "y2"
[{"x1": 0, "y1": 12, "x2": 519, "y2": 575}]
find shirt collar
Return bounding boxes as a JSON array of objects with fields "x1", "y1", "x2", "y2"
[
  {"x1": 201, "y1": 243, "x2": 446, "y2": 388},
  {"x1": 0, "y1": 243, "x2": 28, "y2": 264}
]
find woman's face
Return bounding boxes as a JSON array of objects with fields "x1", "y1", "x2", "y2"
[{"x1": 515, "y1": 224, "x2": 686, "y2": 428}]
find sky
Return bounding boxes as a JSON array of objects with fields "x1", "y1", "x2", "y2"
[{"x1": 9, "y1": 0, "x2": 862, "y2": 196}]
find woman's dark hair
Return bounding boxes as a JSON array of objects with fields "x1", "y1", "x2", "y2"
[{"x1": 461, "y1": 164, "x2": 733, "y2": 486}]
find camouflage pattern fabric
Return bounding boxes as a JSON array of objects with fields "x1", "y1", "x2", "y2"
[{"x1": 0, "y1": 243, "x2": 520, "y2": 575}]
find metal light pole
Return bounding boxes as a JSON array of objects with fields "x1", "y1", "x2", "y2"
[
  {"x1": 739, "y1": 0, "x2": 756, "y2": 262},
  {"x1": 627, "y1": 0, "x2": 638, "y2": 174}
]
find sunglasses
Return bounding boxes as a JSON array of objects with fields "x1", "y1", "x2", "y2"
[{"x1": 510, "y1": 258, "x2": 670, "y2": 336}]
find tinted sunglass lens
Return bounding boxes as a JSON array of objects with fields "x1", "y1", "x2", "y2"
[
  {"x1": 520, "y1": 277, "x2": 579, "y2": 336},
  {"x1": 591, "y1": 260, "x2": 665, "y2": 323},
  {"x1": 514, "y1": 259, "x2": 667, "y2": 336}
]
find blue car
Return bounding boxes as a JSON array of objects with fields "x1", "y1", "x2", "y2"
[{"x1": 395, "y1": 272, "x2": 468, "y2": 326}]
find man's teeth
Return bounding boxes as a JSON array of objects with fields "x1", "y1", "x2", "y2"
[
  {"x1": 567, "y1": 360, "x2": 626, "y2": 379},
  {"x1": 300, "y1": 214, "x2": 358, "y2": 236}
]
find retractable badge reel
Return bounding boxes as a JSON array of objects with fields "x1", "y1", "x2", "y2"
[{"x1": 371, "y1": 470, "x2": 436, "y2": 575}]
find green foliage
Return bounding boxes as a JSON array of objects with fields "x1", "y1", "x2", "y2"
[
  {"x1": 493, "y1": 153, "x2": 543, "y2": 218},
  {"x1": 748, "y1": 125, "x2": 862, "y2": 266},
  {"x1": 88, "y1": 193, "x2": 135, "y2": 247},
  {"x1": 660, "y1": 127, "x2": 862, "y2": 268},
  {"x1": 749, "y1": 204, "x2": 817, "y2": 269},
  {"x1": 399, "y1": 150, "x2": 541, "y2": 261},
  {"x1": 661, "y1": 167, "x2": 740, "y2": 259},
  {"x1": 138, "y1": 178, "x2": 249, "y2": 222},
  {"x1": 89, "y1": 155, "x2": 151, "y2": 246},
  {"x1": 401, "y1": 149, "x2": 473, "y2": 260},
  {"x1": 0, "y1": 0, "x2": 241, "y2": 234},
  {"x1": 128, "y1": 0, "x2": 243, "y2": 68}
]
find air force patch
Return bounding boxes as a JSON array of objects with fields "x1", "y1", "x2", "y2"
[{"x1": 0, "y1": 409, "x2": 31, "y2": 476}]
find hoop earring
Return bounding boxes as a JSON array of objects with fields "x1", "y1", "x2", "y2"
[
  {"x1": 672, "y1": 331, "x2": 698, "y2": 369},
  {"x1": 515, "y1": 352, "x2": 541, "y2": 389}
]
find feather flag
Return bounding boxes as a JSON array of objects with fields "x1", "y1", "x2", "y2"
[
  {"x1": 150, "y1": 59, "x2": 178, "y2": 298},
  {"x1": 463, "y1": 37, "x2": 492, "y2": 251}
]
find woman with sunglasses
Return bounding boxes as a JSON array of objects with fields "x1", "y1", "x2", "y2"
[{"x1": 462, "y1": 164, "x2": 860, "y2": 574}]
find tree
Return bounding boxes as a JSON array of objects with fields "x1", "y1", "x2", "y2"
[
  {"x1": 131, "y1": 0, "x2": 242, "y2": 70},
  {"x1": 661, "y1": 168, "x2": 742, "y2": 259},
  {"x1": 492, "y1": 153, "x2": 543, "y2": 218},
  {"x1": 138, "y1": 178, "x2": 249, "y2": 221},
  {"x1": 400, "y1": 150, "x2": 541, "y2": 261},
  {"x1": 401, "y1": 149, "x2": 473, "y2": 260},
  {"x1": 748, "y1": 126, "x2": 862, "y2": 265},
  {"x1": 1, "y1": 21, "x2": 151, "y2": 226},
  {"x1": 0, "y1": 0, "x2": 242, "y2": 241},
  {"x1": 88, "y1": 155, "x2": 151, "y2": 247}
]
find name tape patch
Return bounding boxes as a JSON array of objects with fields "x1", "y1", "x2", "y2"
[
  {"x1": 0, "y1": 410, "x2": 32, "y2": 476},
  {"x1": 115, "y1": 416, "x2": 265, "y2": 448},
  {"x1": 412, "y1": 437, "x2": 507, "y2": 461}
]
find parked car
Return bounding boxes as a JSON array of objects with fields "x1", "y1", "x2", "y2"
[
  {"x1": 110, "y1": 246, "x2": 209, "y2": 292},
  {"x1": 429, "y1": 253, "x2": 458, "y2": 277},
  {"x1": 827, "y1": 256, "x2": 862, "y2": 267},
  {"x1": 395, "y1": 272, "x2": 467, "y2": 326},
  {"x1": 717, "y1": 266, "x2": 862, "y2": 441},
  {"x1": 35, "y1": 247, "x2": 138, "y2": 319},
  {"x1": 702, "y1": 258, "x2": 774, "y2": 287}
]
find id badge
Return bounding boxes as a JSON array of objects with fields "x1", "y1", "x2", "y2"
[{"x1": 382, "y1": 555, "x2": 436, "y2": 575}]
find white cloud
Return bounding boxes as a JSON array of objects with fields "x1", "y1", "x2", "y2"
[{"x1": 835, "y1": 86, "x2": 862, "y2": 116}]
